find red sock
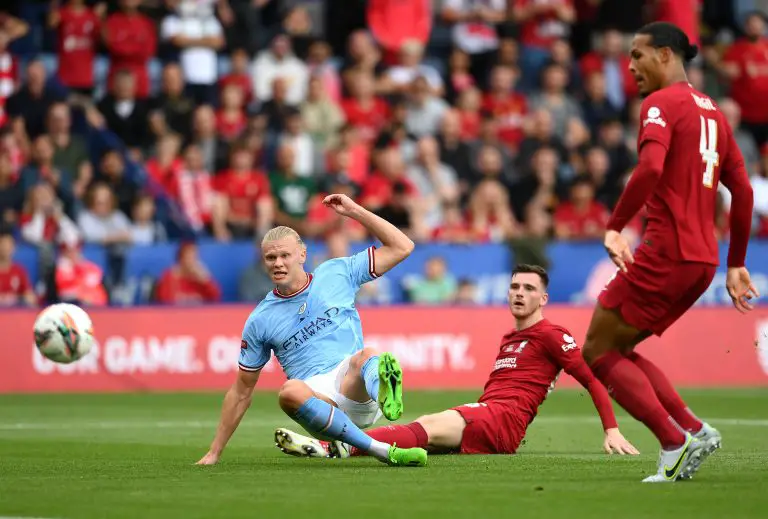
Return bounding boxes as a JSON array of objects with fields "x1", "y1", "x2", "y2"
[
  {"x1": 349, "y1": 422, "x2": 429, "y2": 456},
  {"x1": 590, "y1": 351, "x2": 686, "y2": 449},
  {"x1": 627, "y1": 352, "x2": 703, "y2": 433}
]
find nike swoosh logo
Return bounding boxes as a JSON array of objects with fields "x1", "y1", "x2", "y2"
[{"x1": 664, "y1": 442, "x2": 689, "y2": 479}]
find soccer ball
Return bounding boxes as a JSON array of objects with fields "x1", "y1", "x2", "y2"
[{"x1": 33, "y1": 303, "x2": 95, "y2": 364}]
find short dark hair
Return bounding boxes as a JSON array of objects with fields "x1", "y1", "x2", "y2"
[
  {"x1": 512, "y1": 264, "x2": 549, "y2": 288},
  {"x1": 637, "y1": 22, "x2": 699, "y2": 63}
]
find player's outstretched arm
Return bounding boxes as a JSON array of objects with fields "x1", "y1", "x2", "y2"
[
  {"x1": 554, "y1": 339, "x2": 639, "y2": 455},
  {"x1": 323, "y1": 193, "x2": 415, "y2": 275},
  {"x1": 720, "y1": 132, "x2": 760, "y2": 313},
  {"x1": 197, "y1": 368, "x2": 261, "y2": 465}
]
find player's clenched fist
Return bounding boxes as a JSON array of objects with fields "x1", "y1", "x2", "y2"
[
  {"x1": 603, "y1": 428, "x2": 640, "y2": 456},
  {"x1": 196, "y1": 451, "x2": 220, "y2": 465},
  {"x1": 323, "y1": 193, "x2": 361, "y2": 218}
]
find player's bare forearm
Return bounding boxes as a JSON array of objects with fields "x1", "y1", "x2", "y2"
[
  {"x1": 207, "y1": 371, "x2": 259, "y2": 457},
  {"x1": 349, "y1": 204, "x2": 415, "y2": 274},
  {"x1": 607, "y1": 141, "x2": 666, "y2": 232}
]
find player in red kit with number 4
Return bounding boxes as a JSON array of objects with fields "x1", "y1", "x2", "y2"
[
  {"x1": 581, "y1": 23, "x2": 759, "y2": 483},
  {"x1": 273, "y1": 264, "x2": 639, "y2": 460}
]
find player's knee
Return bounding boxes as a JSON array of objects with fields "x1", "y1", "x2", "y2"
[
  {"x1": 278, "y1": 380, "x2": 313, "y2": 415},
  {"x1": 348, "y1": 348, "x2": 378, "y2": 374}
]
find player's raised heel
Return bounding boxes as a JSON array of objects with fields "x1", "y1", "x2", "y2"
[
  {"x1": 274, "y1": 428, "x2": 330, "y2": 458},
  {"x1": 378, "y1": 352, "x2": 404, "y2": 421},
  {"x1": 386, "y1": 444, "x2": 427, "y2": 467},
  {"x1": 679, "y1": 423, "x2": 722, "y2": 481}
]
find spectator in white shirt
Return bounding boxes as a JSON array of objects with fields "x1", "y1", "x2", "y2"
[
  {"x1": 161, "y1": 0, "x2": 225, "y2": 105},
  {"x1": 382, "y1": 39, "x2": 444, "y2": 97},
  {"x1": 77, "y1": 183, "x2": 132, "y2": 245},
  {"x1": 280, "y1": 108, "x2": 315, "y2": 177},
  {"x1": 405, "y1": 76, "x2": 449, "y2": 138},
  {"x1": 252, "y1": 34, "x2": 309, "y2": 105}
]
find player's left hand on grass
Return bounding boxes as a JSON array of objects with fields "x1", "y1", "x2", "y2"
[
  {"x1": 196, "y1": 451, "x2": 220, "y2": 466},
  {"x1": 603, "y1": 428, "x2": 640, "y2": 455},
  {"x1": 726, "y1": 267, "x2": 760, "y2": 314},
  {"x1": 603, "y1": 230, "x2": 634, "y2": 273},
  {"x1": 323, "y1": 193, "x2": 361, "y2": 218}
]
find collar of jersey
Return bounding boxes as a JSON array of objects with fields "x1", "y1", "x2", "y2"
[{"x1": 273, "y1": 273, "x2": 313, "y2": 299}]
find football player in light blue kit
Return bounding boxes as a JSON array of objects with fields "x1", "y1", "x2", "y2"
[{"x1": 197, "y1": 193, "x2": 427, "y2": 467}]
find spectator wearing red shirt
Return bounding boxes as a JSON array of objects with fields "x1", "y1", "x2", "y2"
[
  {"x1": 579, "y1": 29, "x2": 638, "y2": 111},
  {"x1": 553, "y1": 175, "x2": 609, "y2": 240},
  {"x1": 340, "y1": 72, "x2": 390, "y2": 145},
  {"x1": 145, "y1": 133, "x2": 183, "y2": 194},
  {"x1": 367, "y1": 0, "x2": 432, "y2": 54},
  {"x1": 49, "y1": 0, "x2": 103, "y2": 95},
  {"x1": 513, "y1": 0, "x2": 575, "y2": 91},
  {"x1": 722, "y1": 12, "x2": 768, "y2": 146},
  {"x1": 211, "y1": 141, "x2": 273, "y2": 241},
  {"x1": 0, "y1": 229, "x2": 36, "y2": 307},
  {"x1": 482, "y1": 65, "x2": 527, "y2": 150},
  {"x1": 215, "y1": 83, "x2": 247, "y2": 142},
  {"x1": 218, "y1": 48, "x2": 253, "y2": 107},
  {"x1": 154, "y1": 241, "x2": 221, "y2": 305},
  {"x1": 55, "y1": 240, "x2": 108, "y2": 306},
  {"x1": 103, "y1": 0, "x2": 157, "y2": 99},
  {"x1": 171, "y1": 144, "x2": 214, "y2": 234}
]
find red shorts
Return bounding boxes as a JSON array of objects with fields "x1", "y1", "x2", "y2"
[
  {"x1": 452, "y1": 401, "x2": 526, "y2": 454},
  {"x1": 598, "y1": 244, "x2": 716, "y2": 336}
]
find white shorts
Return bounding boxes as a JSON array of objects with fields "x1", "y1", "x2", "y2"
[{"x1": 303, "y1": 355, "x2": 382, "y2": 429}]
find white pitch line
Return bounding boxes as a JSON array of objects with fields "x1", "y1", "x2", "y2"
[{"x1": 0, "y1": 416, "x2": 768, "y2": 431}]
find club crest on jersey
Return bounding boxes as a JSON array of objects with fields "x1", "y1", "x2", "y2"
[
  {"x1": 504, "y1": 340, "x2": 528, "y2": 353},
  {"x1": 298, "y1": 302, "x2": 307, "y2": 315},
  {"x1": 643, "y1": 106, "x2": 666, "y2": 127}
]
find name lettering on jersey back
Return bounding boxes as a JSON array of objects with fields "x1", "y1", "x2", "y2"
[
  {"x1": 280, "y1": 307, "x2": 340, "y2": 351},
  {"x1": 691, "y1": 93, "x2": 716, "y2": 111}
]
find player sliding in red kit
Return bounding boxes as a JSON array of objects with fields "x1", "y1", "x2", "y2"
[
  {"x1": 581, "y1": 22, "x2": 759, "y2": 483},
  {"x1": 274, "y1": 264, "x2": 639, "y2": 460}
]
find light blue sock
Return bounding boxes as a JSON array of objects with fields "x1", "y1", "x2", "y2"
[
  {"x1": 361, "y1": 355, "x2": 380, "y2": 402},
  {"x1": 293, "y1": 397, "x2": 389, "y2": 459}
]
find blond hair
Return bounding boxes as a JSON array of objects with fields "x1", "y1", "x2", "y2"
[{"x1": 261, "y1": 226, "x2": 305, "y2": 248}]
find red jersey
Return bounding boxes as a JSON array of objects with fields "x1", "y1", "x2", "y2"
[
  {"x1": 621, "y1": 83, "x2": 742, "y2": 264},
  {"x1": 554, "y1": 200, "x2": 609, "y2": 238},
  {"x1": 219, "y1": 73, "x2": 253, "y2": 106},
  {"x1": 360, "y1": 172, "x2": 416, "y2": 208},
  {"x1": 515, "y1": 0, "x2": 573, "y2": 49},
  {"x1": 155, "y1": 268, "x2": 221, "y2": 304},
  {"x1": 215, "y1": 110, "x2": 247, "y2": 141},
  {"x1": 104, "y1": 12, "x2": 157, "y2": 98},
  {"x1": 654, "y1": 0, "x2": 700, "y2": 46},
  {"x1": 55, "y1": 257, "x2": 107, "y2": 306},
  {"x1": 482, "y1": 92, "x2": 527, "y2": 149},
  {"x1": 212, "y1": 170, "x2": 271, "y2": 223},
  {"x1": 340, "y1": 98, "x2": 390, "y2": 144},
  {"x1": 723, "y1": 38, "x2": 768, "y2": 124},
  {"x1": 57, "y1": 6, "x2": 100, "y2": 88},
  {"x1": 479, "y1": 319, "x2": 616, "y2": 429},
  {"x1": 0, "y1": 263, "x2": 31, "y2": 306}
]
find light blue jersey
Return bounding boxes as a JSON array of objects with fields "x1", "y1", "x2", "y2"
[{"x1": 238, "y1": 246, "x2": 379, "y2": 380}]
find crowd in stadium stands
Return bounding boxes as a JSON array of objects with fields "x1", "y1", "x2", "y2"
[{"x1": 0, "y1": 0, "x2": 767, "y2": 307}]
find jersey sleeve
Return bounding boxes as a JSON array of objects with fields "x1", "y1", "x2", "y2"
[
  {"x1": 638, "y1": 94, "x2": 673, "y2": 151},
  {"x1": 238, "y1": 317, "x2": 270, "y2": 372},
  {"x1": 343, "y1": 246, "x2": 380, "y2": 287}
]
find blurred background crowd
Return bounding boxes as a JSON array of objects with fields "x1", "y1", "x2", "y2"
[{"x1": 0, "y1": 0, "x2": 767, "y2": 308}]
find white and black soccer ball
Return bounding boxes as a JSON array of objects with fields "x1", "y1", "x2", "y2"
[{"x1": 33, "y1": 303, "x2": 95, "y2": 364}]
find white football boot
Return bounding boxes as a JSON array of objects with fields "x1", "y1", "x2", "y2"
[
  {"x1": 678, "y1": 422, "x2": 722, "y2": 480},
  {"x1": 642, "y1": 433, "x2": 706, "y2": 483},
  {"x1": 274, "y1": 428, "x2": 351, "y2": 459},
  {"x1": 274, "y1": 428, "x2": 331, "y2": 458}
]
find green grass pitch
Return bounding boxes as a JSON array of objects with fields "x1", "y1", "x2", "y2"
[{"x1": 1, "y1": 389, "x2": 767, "y2": 519}]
